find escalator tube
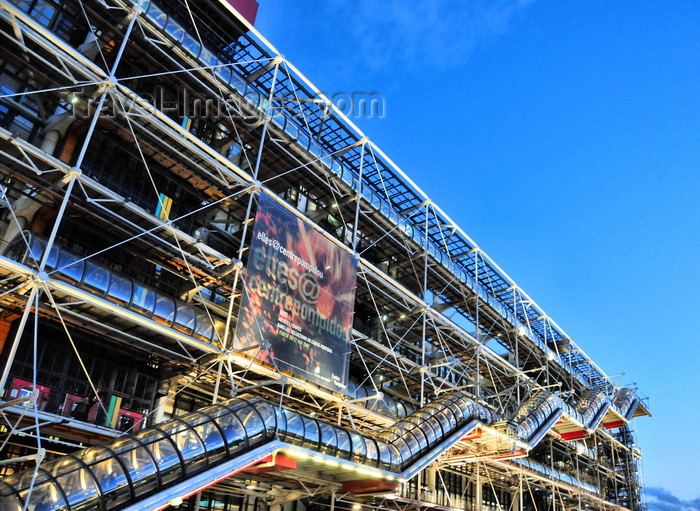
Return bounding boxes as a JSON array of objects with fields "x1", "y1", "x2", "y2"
[
  {"x1": 0, "y1": 392, "x2": 495, "y2": 511},
  {"x1": 575, "y1": 389, "x2": 611, "y2": 432},
  {"x1": 510, "y1": 391, "x2": 563, "y2": 447},
  {"x1": 612, "y1": 388, "x2": 639, "y2": 422},
  {"x1": 3, "y1": 232, "x2": 226, "y2": 348}
]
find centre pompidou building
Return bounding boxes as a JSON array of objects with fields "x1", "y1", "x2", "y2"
[{"x1": 0, "y1": 1, "x2": 650, "y2": 510}]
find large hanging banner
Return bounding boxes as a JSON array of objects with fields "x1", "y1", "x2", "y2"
[{"x1": 235, "y1": 193, "x2": 356, "y2": 393}]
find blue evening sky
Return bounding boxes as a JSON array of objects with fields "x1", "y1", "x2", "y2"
[{"x1": 254, "y1": 1, "x2": 700, "y2": 505}]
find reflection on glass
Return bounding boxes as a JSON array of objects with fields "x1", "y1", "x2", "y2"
[
  {"x1": 107, "y1": 274, "x2": 132, "y2": 306},
  {"x1": 349, "y1": 432, "x2": 366, "y2": 464},
  {"x1": 114, "y1": 438, "x2": 158, "y2": 497},
  {"x1": 318, "y1": 422, "x2": 337, "y2": 455},
  {"x1": 153, "y1": 294, "x2": 175, "y2": 326},
  {"x1": 301, "y1": 417, "x2": 319, "y2": 450},
  {"x1": 83, "y1": 261, "x2": 110, "y2": 295},
  {"x1": 173, "y1": 304, "x2": 196, "y2": 334},
  {"x1": 56, "y1": 250, "x2": 84, "y2": 284},
  {"x1": 131, "y1": 284, "x2": 156, "y2": 316}
]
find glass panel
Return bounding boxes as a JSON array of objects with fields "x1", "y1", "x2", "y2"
[
  {"x1": 296, "y1": 130, "x2": 309, "y2": 150},
  {"x1": 364, "y1": 438, "x2": 379, "y2": 468},
  {"x1": 0, "y1": 494, "x2": 20, "y2": 511},
  {"x1": 137, "y1": 428, "x2": 182, "y2": 485},
  {"x1": 376, "y1": 441, "x2": 391, "y2": 470},
  {"x1": 153, "y1": 293, "x2": 175, "y2": 326},
  {"x1": 173, "y1": 304, "x2": 197, "y2": 334},
  {"x1": 275, "y1": 406, "x2": 287, "y2": 437},
  {"x1": 233, "y1": 404, "x2": 265, "y2": 444},
  {"x1": 45, "y1": 245, "x2": 59, "y2": 271},
  {"x1": 308, "y1": 141, "x2": 321, "y2": 158},
  {"x1": 349, "y1": 432, "x2": 366, "y2": 464},
  {"x1": 318, "y1": 422, "x2": 337, "y2": 455},
  {"x1": 25, "y1": 237, "x2": 44, "y2": 267},
  {"x1": 424, "y1": 417, "x2": 442, "y2": 445},
  {"x1": 409, "y1": 426, "x2": 428, "y2": 453},
  {"x1": 82, "y1": 261, "x2": 110, "y2": 296},
  {"x1": 401, "y1": 432, "x2": 418, "y2": 460},
  {"x1": 244, "y1": 91, "x2": 261, "y2": 108},
  {"x1": 131, "y1": 284, "x2": 156, "y2": 316},
  {"x1": 230, "y1": 73, "x2": 246, "y2": 94},
  {"x1": 114, "y1": 437, "x2": 158, "y2": 497},
  {"x1": 164, "y1": 19, "x2": 185, "y2": 42},
  {"x1": 51, "y1": 457, "x2": 100, "y2": 509},
  {"x1": 320, "y1": 153, "x2": 333, "y2": 169},
  {"x1": 438, "y1": 407, "x2": 457, "y2": 433},
  {"x1": 107, "y1": 273, "x2": 132, "y2": 306},
  {"x1": 283, "y1": 411, "x2": 304, "y2": 444},
  {"x1": 251, "y1": 401, "x2": 277, "y2": 434},
  {"x1": 182, "y1": 34, "x2": 201, "y2": 57},
  {"x1": 214, "y1": 65, "x2": 232, "y2": 84},
  {"x1": 271, "y1": 112, "x2": 286, "y2": 129},
  {"x1": 386, "y1": 442, "x2": 401, "y2": 471},
  {"x1": 301, "y1": 417, "x2": 319, "y2": 450},
  {"x1": 193, "y1": 311, "x2": 214, "y2": 342},
  {"x1": 284, "y1": 122, "x2": 298, "y2": 139},
  {"x1": 193, "y1": 418, "x2": 226, "y2": 463},
  {"x1": 145, "y1": 3, "x2": 167, "y2": 28},
  {"x1": 171, "y1": 427, "x2": 206, "y2": 474},
  {"x1": 91, "y1": 457, "x2": 129, "y2": 508},
  {"x1": 55, "y1": 250, "x2": 84, "y2": 284},
  {"x1": 335, "y1": 429, "x2": 351, "y2": 460},
  {"x1": 216, "y1": 411, "x2": 248, "y2": 454},
  {"x1": 19, "y1": 481, "x2": 67, "y2": 511},
  {"x1": 199, "y1": 48, "x2": 218, "y2": 68}
]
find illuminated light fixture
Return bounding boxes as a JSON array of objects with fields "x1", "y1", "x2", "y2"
[
  {"x1": 385, "y1": 494, "x2": 399, "y2": 500},
  {"x1": 385, "y1": 475, "x2": 395, "y2": 481},
  {"x1": 245, "y1": 481, "x2": 257, "y2": 490},
  {"x1": 312, "y1": 456, "x2": 325, "y2": 463},
  {"x1": 324, "y1": 460, "x2": 340, "y2": 467},
  {"x1": 68, "y1": 93, "x2": 80, "y2": 104},
  {"x1": 169, "y1": 497, "x2": 183, "y2": 506},
  {"x1": 352, "y1": 504, "x2": 361, "y2": 510},
  {"x1": 341, "y1": 464, "x2": 354, "y2": 471}
]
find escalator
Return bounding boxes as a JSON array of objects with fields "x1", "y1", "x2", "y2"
[{"x1": 0, "y1": 392, "x2": 492, "y2": 511}]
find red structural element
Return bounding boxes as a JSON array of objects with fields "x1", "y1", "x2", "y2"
[
  {"x1": 8, "y1": 378, "x2": 51, "y2": 407},
  {"x1": 342, "y1": 479, "x2": 398, "y2": 494},
  {"x1": 226, "y1": 0, "x2": 259, "y2": 25},
  {"x1": 603, "y1": 421, "x2": 624, "y2": 429},
  {"x1": 561, "y1": 430, "x2": 588, "y2": 441},
  {"x1": 492, "y1": 449, "x2": 526, "y2": 460},
  {"x1": 245, "y1": 454, "x2": 298, "y2": 473},
  {"x1": 461, "y1": 428, "x2": 482, "y2": 441}
]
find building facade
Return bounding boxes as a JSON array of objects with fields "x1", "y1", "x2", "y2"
[{"x1": 0, "y1": 1, "x2": 649, "y2": 510}]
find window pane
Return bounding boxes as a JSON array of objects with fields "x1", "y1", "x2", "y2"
[
  {"x1": 55, "y1": 250, "x2": 84, "y2": 284},
  {"x1": 131, "y1": 284, "x2": 156, "y2": 316},
  {"x1": 153, "y1": 293, "x2": 175, "y2": 326},
  {"x1": 107, "y1": 274, "x2": 132, "y2": 306},
  {"x1": 82, "y1": 261, "x2": 110, "y2": 296}
]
